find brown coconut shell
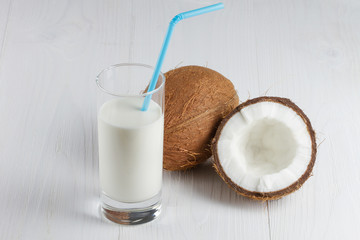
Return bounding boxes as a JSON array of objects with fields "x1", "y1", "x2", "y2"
[
  {"x1": 212, "y1": 97, "x2": 317, "y2": 200},
  {"x1": 164, "y1": 66, "x2": 239, "y2": 171}
]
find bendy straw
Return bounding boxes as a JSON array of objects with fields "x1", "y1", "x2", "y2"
[{"x1": 141, "y1": 3, "x2": 224, "y2": 111}]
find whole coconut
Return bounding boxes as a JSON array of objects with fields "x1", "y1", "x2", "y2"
[{"x1": 164, "y1": 66, "x2": 239, "y2": 170}]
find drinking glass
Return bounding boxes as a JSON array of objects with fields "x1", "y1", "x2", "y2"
[{"x1": 96, "y1": 63, "x2": 165, "y2": 225}]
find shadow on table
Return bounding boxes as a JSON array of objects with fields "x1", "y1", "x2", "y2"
[{"x1": 172, "y1": 159, "x2": 264, "y2": 209}]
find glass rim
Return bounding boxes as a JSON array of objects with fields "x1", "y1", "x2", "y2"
[{"x1": 96, "y1": 63, "x2": 165, "y2": 97}]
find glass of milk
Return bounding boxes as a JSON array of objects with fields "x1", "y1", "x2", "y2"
[{"x1": 96, "y1": 63, "x2": 165, "y2": 225}]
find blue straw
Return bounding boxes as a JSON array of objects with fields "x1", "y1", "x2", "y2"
[{"x1": 141, "y1": 3, "x2": 224, "y2": 111}]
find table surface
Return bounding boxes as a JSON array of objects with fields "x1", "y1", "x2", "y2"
[{"x1": 1, "y1": 0, "x2": 360, "y2": 239}]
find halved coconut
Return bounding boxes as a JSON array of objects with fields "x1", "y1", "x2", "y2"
[{"x1": 212, "y1": 97, "x2": 316, "y2": 200}]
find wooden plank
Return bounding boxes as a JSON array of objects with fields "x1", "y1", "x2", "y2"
[
  {"x1": 0, "y1": 0, "x2": 12, "y2": 60},
  {"x1": 0, "y1": 0, "x2": 118, "y2": 239},
  {"x1": 262, "y1": 0, "x2": 360, "y2": 239}
]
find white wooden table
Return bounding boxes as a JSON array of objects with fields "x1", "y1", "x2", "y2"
[{"x1": 1, "y1": 0, "x2": 359, "y2": 239}]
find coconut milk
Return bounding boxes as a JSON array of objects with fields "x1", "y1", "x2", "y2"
[{"x1": 98, "y1": 97, "x2": 164, "y2": 203}]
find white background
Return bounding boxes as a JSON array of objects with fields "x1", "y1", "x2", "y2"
[{"x1": 0, "y1": 0, "x2": 359, "y2": 239}]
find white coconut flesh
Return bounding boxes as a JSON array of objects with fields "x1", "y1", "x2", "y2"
[{"x1": 217, "y1": 101, "x2": 313, "y2": 193}]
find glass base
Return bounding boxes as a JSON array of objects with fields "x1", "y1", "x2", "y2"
[{"x1": 100, "y1": 192, "x2": 161, "y2": 225}]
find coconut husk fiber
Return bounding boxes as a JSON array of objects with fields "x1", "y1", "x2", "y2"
[{"x1": 163, "y1": 66, "x2": 239, "y2": 171}]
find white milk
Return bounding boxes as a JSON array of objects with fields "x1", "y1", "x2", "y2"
[{"x1": 98, "y1": 97, "x2": 164, "y2": 203}]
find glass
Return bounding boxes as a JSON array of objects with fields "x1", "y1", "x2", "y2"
[{"x1": 96, "y1": 63, "x2": 165, "y2": 225}]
